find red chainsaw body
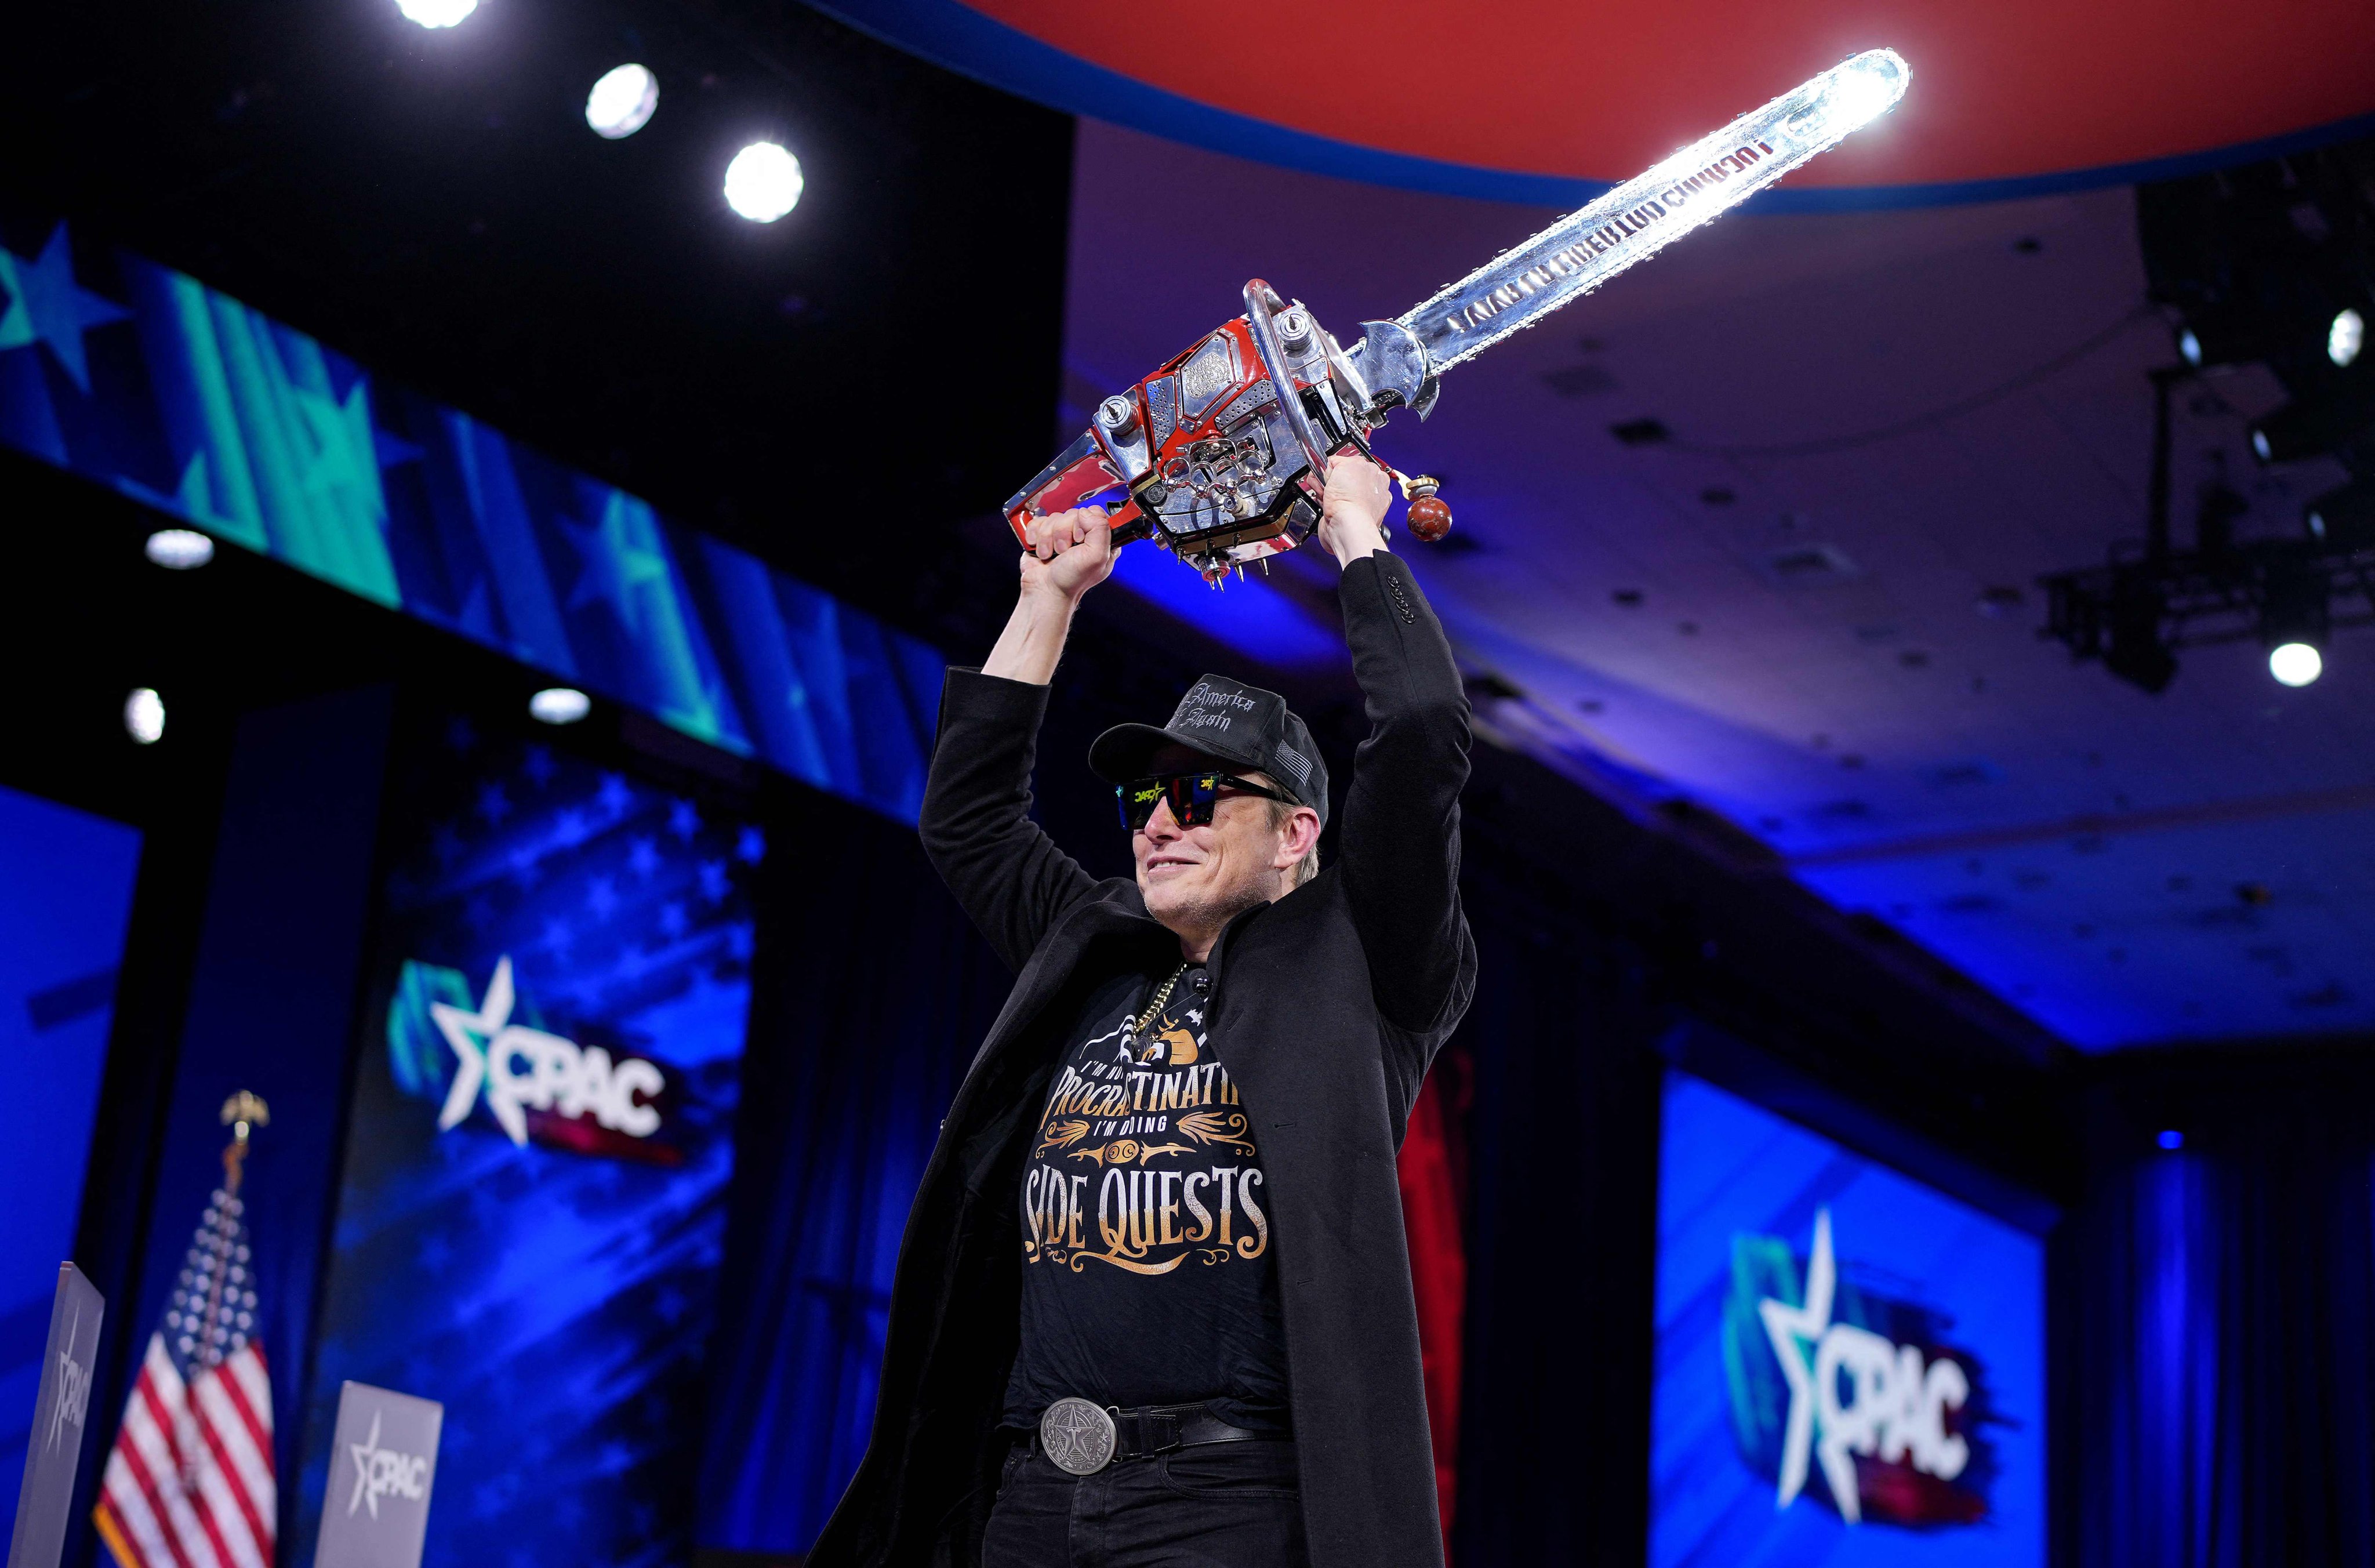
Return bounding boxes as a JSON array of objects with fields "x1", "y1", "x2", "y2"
[{"x1": 1002, "y1": 313, "x2": 1360, "y2": 577}]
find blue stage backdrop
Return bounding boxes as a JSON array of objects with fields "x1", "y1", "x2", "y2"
[
  {"x1": 296, "y1": 717, "x2": 758, "y2": 1568},
  {"x1": 0, "y1": 215, "x2": 943, "y2": 825},
  {"x1": 0, "y1": 782, "x2": 141, "y2": 1536},
  {"x1": 1650, "y1": 1070, "x2": 2046, "y2": 1568}
]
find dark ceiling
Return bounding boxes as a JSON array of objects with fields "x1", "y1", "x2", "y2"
[{"x1": 0, "y1": 0, "x2": 1074, "y2": 637}]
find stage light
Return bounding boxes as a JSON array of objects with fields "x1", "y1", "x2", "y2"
[
  {"x1": 2259, "y1": 560, "x2": 2329, "y2": 687},
  {"x1": 2177, "y1": 328, "x2": 2203, "y2": 367},
  {"x1": 124, "y1": 688, "x2": 165, "y2": 745},
  {"x1": 2332, "y1": 308, "x2": 2364, "y2": 368},
  {"x1": 2305, "y1": 478, "x2": 2375, "y2": 549},
  {"x1": 724, "y1": 143, "x2": 803, "y2": 222},
  {"x1": 2269, "y1": 641, "x2": 2323, "y2": 687},
  {"x1": 144, "y1": 528, "x2": 215, "y2": 569},
  {"x1": 2156, "y1": 1130, "x2": 2184, "y2": 1151},
  {"x1": 530, "y1": 687, "x2": 591, "y2": 725},
  {"x1": 586, "y1": 64, "x2": 658, "y2": 139},
  {"x1": 395, "y1": 0, "x2": 477, "y2": 27}
]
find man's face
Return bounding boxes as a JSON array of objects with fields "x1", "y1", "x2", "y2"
[{"x1": 1130, "y1": 751, "x2": 1303, "y2": 933}]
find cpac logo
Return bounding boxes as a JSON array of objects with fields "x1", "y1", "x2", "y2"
[
  {"x1": 347, "y1": 1410, "x2": 430, "y2": 1519},
  {"x1": 47, "y1": 1311, "x2": 90, "y2": 1454},
  {"x1": 1759, "y1": 1209, "x2": 1970, "y2": 1524},
  {"x1": 429, "y1": 956, "x2": 664, "y2": 1147}
]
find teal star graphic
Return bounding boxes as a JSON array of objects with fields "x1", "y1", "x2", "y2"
[
  {"x1": 290, "y1": 378, "x2": 386, "y2": 518},
  {"x1": 559, "y1": 488, "x2": 673, "y2": 634},
  {"x1": 0, "y1": 224, "x2": 130, "y2": 393}
]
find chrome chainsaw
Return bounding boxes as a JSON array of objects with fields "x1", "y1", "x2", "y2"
[{"x1": 1004, "y1": 49, "x2": 1909, "y2": 581}]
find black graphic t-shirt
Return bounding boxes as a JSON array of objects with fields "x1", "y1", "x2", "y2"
[{"x1": 1003, "y1": 961, "x2": 1289, "y2": 1431}]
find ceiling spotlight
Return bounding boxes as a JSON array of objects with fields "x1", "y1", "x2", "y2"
[
  {"x1": 724, "y1": 142, "x2": 804, "y2": 222},
  {"x1": 145, "y1": 528, "x2": 215, "y2": 569},
  {"x1": 2259, "y1": 560, "x2": 2329, "y2": 687},
  {"x1": 586, "y1": 64, "x2": 658, "y2": 139},
  {"x1": 2331, "y1": 308, "x2": 2365, "y2": 368},
  {"x1": 2176, "y1": 328, "x2": 2203, "y2": 367},
  {"x1": 396, "y1": 0, "x2": 478, "y2": 27},
  {"x1": 124, "y1": 688, "x2": 166, "y2": 745},
  {"x1": 529, "y1": 687, "x2": 591, "y2": 725},
  {"x1": 2269, "y1": 641, "x2": 2323, "y2": 687}
]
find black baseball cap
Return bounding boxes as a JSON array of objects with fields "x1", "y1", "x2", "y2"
[{"x1": 1089, "y1": 674, "x2": 1330, "y2": 825}]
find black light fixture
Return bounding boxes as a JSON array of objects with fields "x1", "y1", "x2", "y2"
[
  {"x1": 2247, "y1": 383, "x2": 2375, "y2": 465},
  {"x1": 2006, "y1": 144, "x2": 2375, "y2": 694},
  {"x1": 2104, "y1": 581, "x2": 2178, "y2": 694},
  {"x1": 2175, "y1": 303, "x2": 2289, "y2": 369},
  {"x1": 2305, "y1": 478, "x2": 2375, "y2": 549},
  {"x1": 2195, "y1": 482, "x2": 2248, "y2": 558}
]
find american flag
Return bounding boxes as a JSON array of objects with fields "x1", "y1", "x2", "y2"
[{"x1": 92, "y1": 1182, "x2": 276, "y2": 1568}]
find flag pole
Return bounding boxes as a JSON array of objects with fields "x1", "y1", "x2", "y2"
[
  {"x1": 194, "y1": 1093, "x2": 268, "y2": 1377},
  {"x1": 219, "y1": 1091, "x2": 268, "y2": 1199}
]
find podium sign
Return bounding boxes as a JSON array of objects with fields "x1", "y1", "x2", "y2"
[
  {"x1": 313, "y1": 1382, "x2": 441, "y2": 1568},
  {"x1": 6, "y1": 1264, "x2": 104, "y2": 1568}
]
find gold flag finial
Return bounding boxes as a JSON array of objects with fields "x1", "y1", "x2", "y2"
[{"x1": 219, "y1": 1091, "x2": 269, "y2": 1194}]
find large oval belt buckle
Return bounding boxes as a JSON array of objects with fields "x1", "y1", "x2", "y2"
[{"x1": 1038, "y1": 1397, "x2": 1118, "y2": 1476}]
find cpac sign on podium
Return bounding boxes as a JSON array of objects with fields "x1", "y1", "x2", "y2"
[
  {"x1": 6, "y1": 1265, "x2": 103, "y2": 1568},
  {"x1": 312, "y1": 1383, "x2": 441, "y2": 1568}
]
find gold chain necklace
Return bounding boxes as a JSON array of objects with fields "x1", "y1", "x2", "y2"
[{"x1": 1127, "y1": 963, "x2": 1190, "y2": 1040}]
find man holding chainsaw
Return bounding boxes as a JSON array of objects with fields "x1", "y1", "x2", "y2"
[{"x1": 809, "y1": 452, "x2": 1475, "y2": 1568}]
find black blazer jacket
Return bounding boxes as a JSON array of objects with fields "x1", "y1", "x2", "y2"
[{"x1": 809, "y1": 551, "x2": 1477, "y2": 1568}]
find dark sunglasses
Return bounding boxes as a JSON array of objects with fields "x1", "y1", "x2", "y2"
[{"x1": 1116, "y1": 772, "x2": 1294, "y2": 832}]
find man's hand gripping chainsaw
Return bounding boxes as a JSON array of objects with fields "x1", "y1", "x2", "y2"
[{"x1": 1002, "y1": 49, "x2": 1910, "y2": 585}]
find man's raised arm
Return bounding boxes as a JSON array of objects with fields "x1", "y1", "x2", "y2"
[
  {"x1": 1315, "y1": 457, "x2": 1476, "y2": 1035},
  {"x1": 917, "y1": 509, "x2": 1115, "y2": 971}
]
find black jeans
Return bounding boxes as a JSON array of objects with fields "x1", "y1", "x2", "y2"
[{"x1": 980, "y1": 1439, "x2": 1309, "y2": 1568}]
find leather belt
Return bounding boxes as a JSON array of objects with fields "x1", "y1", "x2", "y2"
[{"x1": 1032, "y1": 1398, "x2": 1279, "y2": 1476}]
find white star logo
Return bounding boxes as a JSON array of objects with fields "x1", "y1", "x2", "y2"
[
  {"x1": 430, "y1": 957, "x2": 515, "y2": 1142},
  {"x1": 349, "y1": 1411, "x2": 387, "y2": 1518},
  {"x1": 1758, "y1": 1207, "x2": 1861, "y2": 1522}
]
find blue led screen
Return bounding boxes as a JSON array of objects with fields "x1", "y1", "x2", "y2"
[
  {"x1": 295, "y1": 720, "x2": 758, "y2": 1568},
  {"x1": 1651, "y1": 1070, "x2": 2045, "y2": 1568},
  {"x1": 0, "y1": 783, "x2": 141, "y2": 1533},
  {"x1": 0, "y1": 216, "x2": 943, "y2": 825}
]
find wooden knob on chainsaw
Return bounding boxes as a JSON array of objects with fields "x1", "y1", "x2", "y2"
[{"x1": 1404, "y1": 476, "x2": 1452, "y2": 543}]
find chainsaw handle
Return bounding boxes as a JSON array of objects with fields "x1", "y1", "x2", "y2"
[{"x1": 1002, "y1": 429, "x2": 1149, "y2": 547}]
